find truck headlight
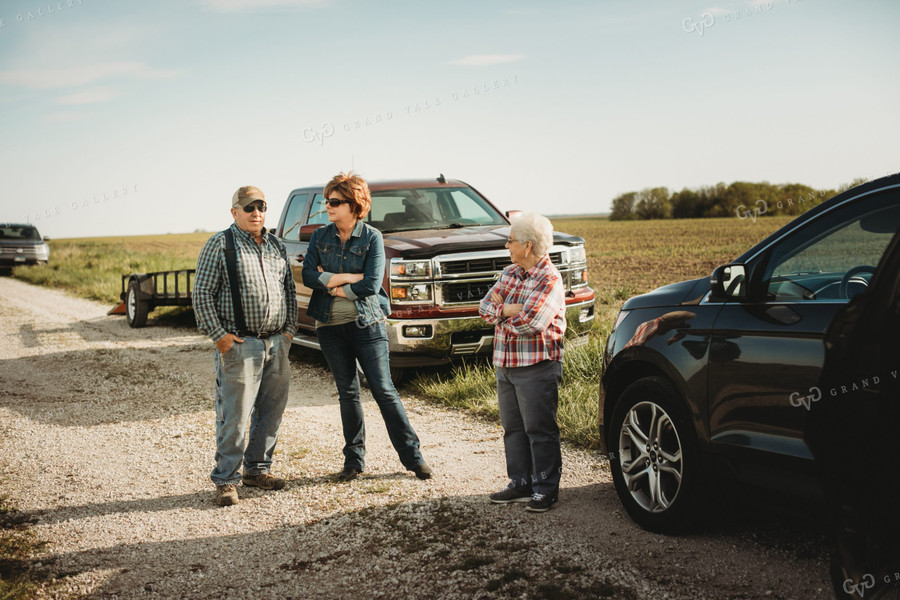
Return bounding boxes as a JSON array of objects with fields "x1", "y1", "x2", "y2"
[
  {"x1": 390, "y1": 259, "x2": 432, "y2": 278},
  {"x1": 569, "y1": 245, "x2": 586, "y2": 262},
  {"x1": 390, "y1": 283, "x2": 433, "y2": 304}
]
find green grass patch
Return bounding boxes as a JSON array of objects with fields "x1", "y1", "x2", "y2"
[{"x1": 410, "y1": 320, "x2": 608, "y2": 449}]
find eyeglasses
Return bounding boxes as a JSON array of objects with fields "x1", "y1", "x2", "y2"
[
  {"x1": 326, "y1": 198, "x2": 351, "y2": 208},
  {"x1": 242, "y1": 203, "x2": 267, "y2": 213}
]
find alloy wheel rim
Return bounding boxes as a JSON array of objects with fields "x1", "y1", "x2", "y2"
[{"x1": 617, "y1": 400, "x2": 684, "y2": 513}]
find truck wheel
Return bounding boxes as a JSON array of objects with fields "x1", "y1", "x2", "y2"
[
  {"x1": 608, "y1": 376, "x2": 707, "y2": 534},
  {"x1": 126, "y1": 280, "x2": 149, "y2": 328},
  {"x1": 389, "y1": 365, "x2": 405, "y2": 385}
]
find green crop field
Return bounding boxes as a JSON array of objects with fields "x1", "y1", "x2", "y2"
[{"x1": 11, "y1": 216, "x2": 796, "y2": 449}]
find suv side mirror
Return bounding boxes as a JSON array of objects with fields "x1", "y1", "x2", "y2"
[{"x1": 710, "y1": 264, "x2": 747, "y2": 300}]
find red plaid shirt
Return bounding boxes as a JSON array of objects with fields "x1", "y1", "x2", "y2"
[{"x1": 479, "y1": 255, "x2": 567, "y2": 368}]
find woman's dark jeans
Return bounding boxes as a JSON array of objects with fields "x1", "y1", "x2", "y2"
[{"x1": 316, "y1": 320, "x2": 423, "y2": 471}]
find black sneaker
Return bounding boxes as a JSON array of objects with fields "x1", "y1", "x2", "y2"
[
  {"x1": 410, "y1": 462, "x2": 433, "y2": 480},
  {"x1": 336, "y1": 466, "x2": 361, "y2": 482},
  {"x1": 525, "y1": 493, "x2": 558, "y2": 512},
  {"x1": 489, "y1": 488, "x2": 533, "y2": 504}
]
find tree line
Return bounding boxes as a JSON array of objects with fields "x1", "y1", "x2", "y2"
[{"x1": 608, "y1": 179, "x2": 869, "y2": 221}]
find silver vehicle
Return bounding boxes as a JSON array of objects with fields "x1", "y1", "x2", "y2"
[{"x1": 0, "y1": 223, "x2": 50, "y2": 272}]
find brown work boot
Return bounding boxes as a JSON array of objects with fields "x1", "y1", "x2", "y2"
[
  {"x1": 242, "y1": 472, "x2": 286, "y2": 490},
  {"x1": 215, "y1": 484, "x2": 239, "y2": 506}
]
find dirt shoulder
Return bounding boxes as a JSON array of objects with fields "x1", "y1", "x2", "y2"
[{"x1": 0, "y1": 277, "x2": 832, "y2": 599}]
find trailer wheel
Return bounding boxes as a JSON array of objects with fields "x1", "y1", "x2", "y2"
[{"x1": 126, "y1": 280, "x2": 149, "y2": 328}]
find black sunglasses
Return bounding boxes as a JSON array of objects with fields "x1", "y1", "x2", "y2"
[
  {"x1": 242, "y1": 203, "x2": 267, "y2": 213},
  {"x1": 326, "y1": 198, "x2": 351, "y2": 208}
]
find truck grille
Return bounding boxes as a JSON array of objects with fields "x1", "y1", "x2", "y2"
[
  {"x1": 435, "y1": 250, "x2": 569, "y2": 307},
  {"x1": 443, "y1": 281, "x2": 494, "y2": 304},
  {"x1": 440, "y1": 252, "x2": 562, "y2": 276},
  {"x1": 442, "y1": 256, "x2": 511, "y2": 275}
]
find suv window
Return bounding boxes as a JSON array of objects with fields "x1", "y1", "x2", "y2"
[{"x1": 764, "y1": 190, "x2": 900, "y2": 301}]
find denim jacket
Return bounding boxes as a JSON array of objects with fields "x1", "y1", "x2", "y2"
[{"x1": 301, "y1": 220, "x2": 391, "y2": 327}]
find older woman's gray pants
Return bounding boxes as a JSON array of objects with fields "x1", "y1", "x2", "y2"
[{"x1": 496, "y1": 360, "x2": 563, "y2": 498}]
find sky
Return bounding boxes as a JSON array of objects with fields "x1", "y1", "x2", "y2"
[{"x1": 0, "y1": 0, "x2": 898, "y2": 239}]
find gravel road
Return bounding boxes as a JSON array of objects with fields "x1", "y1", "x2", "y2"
[{"x1": 0, "y1": 277, "x2": 835, "y2": 599}]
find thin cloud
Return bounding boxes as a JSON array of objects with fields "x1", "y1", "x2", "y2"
[
  {"x1": 447, "y1": 54, "x2": 526, "y2": 67},
  {"x1": 196, "y1": 0, "x2": 327, "y2": 11},
  {"x1": 0, "y1": 62, "x2": 177, "y2": 90},
  {"x1": 56, "y1": 87, "x2": 121, "y2": 105}
]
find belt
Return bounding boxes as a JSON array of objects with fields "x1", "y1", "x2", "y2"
[{"x1": 236, "y1": 329, "x2": 282, "y2": 339}]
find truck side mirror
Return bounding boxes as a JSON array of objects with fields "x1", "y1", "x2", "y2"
[
  {"x1": 299, "y1": 223, "x2": 323, "y2": 242},
  {"x1": 710, "y1": 264, "x2": 747, "y2": 300}
]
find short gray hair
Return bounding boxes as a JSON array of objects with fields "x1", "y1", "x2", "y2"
[{"x1": 510, "y1": 212, "x2": 553, "y2": 257}]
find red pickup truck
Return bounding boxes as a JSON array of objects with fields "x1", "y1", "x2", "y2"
[{"x1": 273, "y1": 175, "x2": 596, "y2": 380}]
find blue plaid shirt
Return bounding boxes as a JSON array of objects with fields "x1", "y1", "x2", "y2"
[{"x1": 194, "y1": 223, "x2": 298, "y2": 343}]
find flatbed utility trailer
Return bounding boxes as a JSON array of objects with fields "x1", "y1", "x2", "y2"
[{"x1": 108, "y1": 270, "x2": 195, "y2": 328}]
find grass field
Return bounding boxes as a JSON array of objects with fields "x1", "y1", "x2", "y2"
[{"x1": 11, "y1": 216, "x2": 795, "y2": 449}]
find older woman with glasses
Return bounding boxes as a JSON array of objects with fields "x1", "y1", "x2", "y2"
[
  {"x1": 301, "y1": 172, "x2": 433, "y2": 482},
  {"x1": 479, "y1": 212, "x2": 566, "y2": 512}
]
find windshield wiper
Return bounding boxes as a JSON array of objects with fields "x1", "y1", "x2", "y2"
[{"x1": 430, "y1": 222, "x2": 469, "y2": 230}]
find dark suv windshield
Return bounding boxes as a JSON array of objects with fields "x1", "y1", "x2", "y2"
[{"x1": 0, "y1": 225, "x2": 41, "y2": 240}]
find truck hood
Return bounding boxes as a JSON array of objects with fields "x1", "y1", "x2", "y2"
[
  {"x1": 384, "y1": 225, "x2": 585, "y2": 259},
  {"x1": 621, "y1": 276, "x2": 711, "y2": 310}
]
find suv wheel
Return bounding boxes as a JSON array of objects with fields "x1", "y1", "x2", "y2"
[{"x1": 609, "y1": 376, "x2": 706, "y2": 534}]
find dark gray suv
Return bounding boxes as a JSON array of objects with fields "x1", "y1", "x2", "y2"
[{"x1": 599, "y1": 173, "x2": 900, "y2": 536}]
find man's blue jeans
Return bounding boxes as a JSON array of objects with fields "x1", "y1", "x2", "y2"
[
  {"x1": 496, "y1": 360, "x2": 563, "y2": 497},
  {"x1": 211, "y1": 334, "x2": 291, "y2": 486},
  {"x1": 316, "y1": 320, "x2": 423, "y2": 471}
]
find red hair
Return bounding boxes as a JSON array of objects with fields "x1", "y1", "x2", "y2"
[{"x1": 324, "y1": 172, "x2": 371, "y2": 219}]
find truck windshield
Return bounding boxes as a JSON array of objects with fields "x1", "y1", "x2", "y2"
[{"x1": 369, "y1": 187, "x2": 507, "y2": 232}]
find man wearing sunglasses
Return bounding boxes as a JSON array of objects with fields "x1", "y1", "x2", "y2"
[{"x1": 193, "y1": 185, "x2": 298, "y2": 507}]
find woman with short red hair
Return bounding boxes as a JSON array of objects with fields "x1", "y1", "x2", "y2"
[{"x1": 302, "y1": 172, "x2": 433, "y2": 482}]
